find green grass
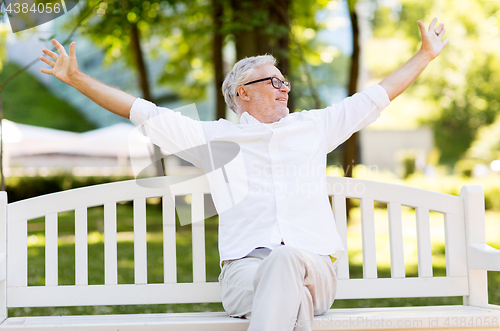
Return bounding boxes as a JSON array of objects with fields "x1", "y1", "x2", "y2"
[
  {"x1": 0, "y1": 62, "x2": 96, "y2": 132},
  {"x1": 8, "y1": 203, "x2": 500, "y2": 317}
]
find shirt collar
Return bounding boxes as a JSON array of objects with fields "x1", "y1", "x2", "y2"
[
  {"x1": 239, "y1": 111, "x2": 292, "y2": 125},
  {"x1": 239, "y1": 112, "x2": 261, "y2": 125}
]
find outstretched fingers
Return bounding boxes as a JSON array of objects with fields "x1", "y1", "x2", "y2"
[
  {"x1": 428, "y1": 17, "x2": 437, "y2": 32},
  {"x1": 435, "y1": 23, "x2": 444, "y2": 35},
  {"x1": 69, "y1": 41, "x2": 76, "y2": 59},
  {"x1": 42, "y1": 48, "x2": 58, "y2": 61},
  {"x1": 51, "y1": 39, "x2": 67, "y2": 56},
  {"x1": 39, "y1": 55, "x2": 55, "y2": 67},
  {"x1": 417, "y1": 20, "x2": 427, "y2": 38}
]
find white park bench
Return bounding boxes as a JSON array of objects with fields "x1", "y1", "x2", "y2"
[{"x1": 1, "y1": 174, "x2": 500, "y2": 330}]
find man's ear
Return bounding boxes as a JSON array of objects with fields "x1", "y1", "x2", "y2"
[{"x1": 237, "y1": 86, "x2": 250, "y2": 101}]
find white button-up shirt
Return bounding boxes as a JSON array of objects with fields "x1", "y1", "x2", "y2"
[{"x1": 130, "y1": 84, "x2": 390, "y2": 262}]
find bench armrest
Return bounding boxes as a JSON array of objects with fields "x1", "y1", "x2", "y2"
[{"x1": 468, "y1": 243, "x2": 500, "y2": 271}]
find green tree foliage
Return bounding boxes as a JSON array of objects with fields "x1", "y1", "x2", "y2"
[
  {"x1": 0, "y1": 62, "x2": 96, "y2": 131},
  {"x1": 0, "y1": 24, "x2": 7, "y2": 72},
  {"x1": 289, "y1": 0, "x2": 350, "y2": 111},
  {"x1": 72, "y1": 0, "x2": 214, "y2": 101},
  {"x1": 466, "y1": 113, "x2": 500, "y2": 163},
  {"x1": 71, "y1": 0, "x2": 351, "y2": 115},
  {"x1": 369, "y1": 0, "x2": 500, "y2": 164}
]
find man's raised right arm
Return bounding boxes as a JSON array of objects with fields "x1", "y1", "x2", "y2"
[{"x1": 40, "y1": 39, "x2": 136, "y2": 119}]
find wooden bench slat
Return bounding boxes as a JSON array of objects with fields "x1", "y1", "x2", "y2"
[
  {"x1": 3, "y1": 306, "x2": 500, "y2": 331},
  {"x1": 7, "y1": 283, "x2": 222, "y2": 307},
  {"x1": 7, "y1": 219, "x2": 27, "y2": 287},
  {"x1": 416, "y1": 207, "x2": 433, "y2": 277},
  {"x1": 104, "y1": 202, "x2": 117, "y2": 285},
  {"x1": 45, "y1": 213, "x2": 58, "y2": 286},
  {"x1": 75, "y1": 208, "x2": 88, "y2": 286},
  {"x1": 326, "y1": 177, "x2": 463, "y2": 216},
  {"x1": 133, "y1": 198, "x2": 148, "y2": 285},
  {"x1": 6, "y1": 176, "x2": 494, "y2": 327},
  {"x1": 360, "y1": 198, "x2": 377, "y2": 279},
  {"x1": 388, "y1": 202, "x2": 405, "y2": 278},
  {"x1": 5, "y1": 276, "x2": 469, "y2": 308},
  {"x1": 444, "y1": 212, "x2": 468, "y2": 277},
  {"x1": 7, "y1": 175, "x2": 208, "y2": 223},
  {"x1": 163, "y1": 195, "x2": 177, "y2": 284},
  {"x1": 332, "y1": 195, "x2": 349, "y2": 280},
  {"x1": 191, "y1": 193, "x2": 206, "y2": 283},
  {"x1": 336, "y1": 276, "x2": 469, "y2": 299}
]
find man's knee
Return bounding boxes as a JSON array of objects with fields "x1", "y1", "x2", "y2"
[{"x1": 267, "y1": 245, "x2": 303, "y2": 266}]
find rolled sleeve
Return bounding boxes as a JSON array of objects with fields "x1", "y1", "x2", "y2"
[
  {"x1": 303, "y1": 84, "x2": 391, "y2": 153},
  {"x1": 129, "y1": 98, "x2": 155, "y2": 126},
  {"x1": 363, "y1": 84, "x2": 391, "y2": 110},
  {"x1": 128, "y1": 98, "x2": 209, "y2": 167}
]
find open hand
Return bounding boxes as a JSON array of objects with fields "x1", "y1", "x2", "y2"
[
  {"x1": 40, "y1": 39, "x2": 79, "y2": 86},
  {"x1": 417, "y1": 18, "x2": 449, "y2": 61}
]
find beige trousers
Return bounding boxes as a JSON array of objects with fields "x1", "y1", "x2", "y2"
[{"x1": 219, "y1": 245, "x2": 338, "y2": 331}]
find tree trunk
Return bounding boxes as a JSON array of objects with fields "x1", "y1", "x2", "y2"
[
  {"x1": 0, "y1": 92, "x2": 4, "y2": 191},
  {"x1": 230, "y1": 0, "x2": 293, "y2": 110},
  {"x1": 130, "y1": 23, "x2": 165, "y2": 176},
  {"x1": 271, "y1": 0, "x2": 293, "y2": 112},
  {"x1": 212, "y1": 0, "x2": 226, "y2": 120},
  {"x1": 343, "y1": 0, "x2": 360, "y2": 218}
]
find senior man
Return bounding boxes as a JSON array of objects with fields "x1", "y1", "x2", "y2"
[{"x1": 40, "y1": 18, "x2": 448, "y2": 331}]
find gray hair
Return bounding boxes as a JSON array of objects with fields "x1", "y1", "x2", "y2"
[{"x1": 222, "y1": 55, "x2": 277, "y2": 114}]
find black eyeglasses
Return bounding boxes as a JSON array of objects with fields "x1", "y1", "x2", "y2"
[
  {"x1": 237, "y1": 77, "x2": 291, "y2": 96},
  {"x1": 244, "y1": 77, "x2": 291, "y2": 90}
]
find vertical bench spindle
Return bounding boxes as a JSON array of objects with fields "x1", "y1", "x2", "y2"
[
  {"x1": 388, "y1": 202, "x2": 405, "y2": 278},
  {"x1": 191, "y1": 193, "x2": 206, "y2": 283},
  {"x1": 163, "y1": 195, "x2": 177, "y2": 284},
  {"x1": 75, "y1": 207, "x2": 88, "y2": 285},
  {"x1": 332, "y1": 195, "x2": 349, "y2": 279},
  {"x1": 45, "y1": 213, "x2": 58, "y2": 286},
  {"x1": 104, "y1": 202, "x2": 118, "y2": 285},
  {"x1": 134, "y1": 198, "x2": 148, "y2": 284},
  {"x1": 360, "y1": 198, "x2": 377, "y2": 279},
  {"x1": 8, "y1": 219, "x2": 27, "y2": 287},
  {"x1": 416, "y1": 207, "x2": 433, "y2": 277}
]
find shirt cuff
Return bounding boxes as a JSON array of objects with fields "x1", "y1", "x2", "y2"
[
  {"x1": 129, "y1": 98, "x2": 156, "y2": 126},
  {"x1": 363, "y1": 84, "x2": 391, "y2": 111}
]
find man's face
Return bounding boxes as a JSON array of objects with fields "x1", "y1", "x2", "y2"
[{"x1": 238, "y1": 64, "x2": 290, "y2": 123}]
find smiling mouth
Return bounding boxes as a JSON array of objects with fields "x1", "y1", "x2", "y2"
[{"x1": 276, "y1": 98, "x2": 287, "y2": 102}]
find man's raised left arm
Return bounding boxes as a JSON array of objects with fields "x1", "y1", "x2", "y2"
[{"x1": 379, "y1": 17, "x2": 449, "y2": 101}]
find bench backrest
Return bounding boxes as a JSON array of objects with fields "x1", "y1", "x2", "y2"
[{"x1": 1, "y1": 175, "x2": 483, "y2": 311}]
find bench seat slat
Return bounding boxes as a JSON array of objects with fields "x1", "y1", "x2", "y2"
[{"x1": 3, "y1": 306, "x2": 499, "y2": 331}]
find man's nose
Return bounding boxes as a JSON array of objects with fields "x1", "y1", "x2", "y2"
[{"x1": 280, "y1": 84, "x2": 290, "y2": 93}]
